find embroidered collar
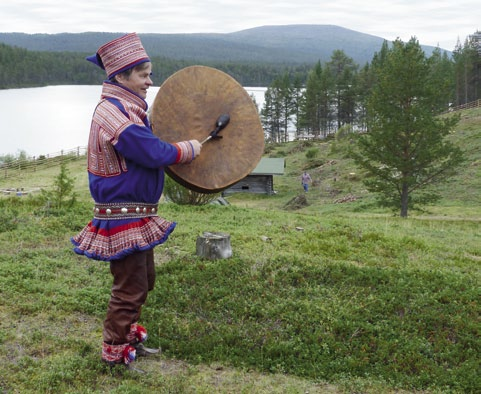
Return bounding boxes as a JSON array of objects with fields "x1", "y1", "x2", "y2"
[{"x1": 100, "y1": 81, "x2": 148, "y2": 111}]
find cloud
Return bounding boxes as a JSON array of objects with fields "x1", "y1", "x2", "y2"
[{"x1": 0, "y1": 0, "x2": 479, "y2": 50}]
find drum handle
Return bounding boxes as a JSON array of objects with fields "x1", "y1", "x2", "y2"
[{"x1": 201, "y1": 114, "x2": 230, "y2": 144}]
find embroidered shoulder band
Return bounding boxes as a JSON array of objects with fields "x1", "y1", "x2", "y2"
[{"x1": 94, "y1": 202, "x2": 158, "y2": 220}]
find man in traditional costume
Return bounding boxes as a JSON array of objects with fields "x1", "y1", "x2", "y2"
[{"x1": 71, "y1": 33, "x2": 201, "y2": 369}]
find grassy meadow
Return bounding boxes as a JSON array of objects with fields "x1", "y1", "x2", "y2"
[{"x1": 0, "y1": 109, "x2": 480, "y2": 393}]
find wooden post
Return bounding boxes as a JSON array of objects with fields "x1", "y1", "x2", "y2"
[{"x1": 196, "y1": 232, "x2": 232, "y2": 260}]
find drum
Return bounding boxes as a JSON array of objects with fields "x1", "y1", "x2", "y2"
[{"x1": 150, "y1": 65, "x2": 264, "y2": 193}]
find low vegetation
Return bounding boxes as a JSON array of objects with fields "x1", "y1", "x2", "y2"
[{"x1": 0, "y1": 109, "x2": 480, "y2": 393}]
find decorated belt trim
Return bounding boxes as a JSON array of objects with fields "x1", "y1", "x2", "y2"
[{"x1": 93, "y1": 203, "x2": 158, "y2": 220}]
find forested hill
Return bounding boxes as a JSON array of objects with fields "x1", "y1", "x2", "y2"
[{"x1": 0, "y1": 24, "x2": 446, "y2": 66}]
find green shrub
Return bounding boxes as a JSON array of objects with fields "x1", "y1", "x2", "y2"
[
  {"x1": 0, "y1": 206, "x2": 18, "y2": 232},
  {"x1": 163, "y1": 175, "x2": 219, "y2": 205},
  {"x1": 305, "y1": 147, "x2": 319, "y2": 159}
]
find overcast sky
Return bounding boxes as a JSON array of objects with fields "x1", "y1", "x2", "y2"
[{"x1": 1, "y1": 0, "x2": 480, "y2": 51}]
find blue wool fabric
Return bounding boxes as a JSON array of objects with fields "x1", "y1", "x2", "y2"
[{"x1": 72, "y1": 82, "x2": 181, "y2": 261}]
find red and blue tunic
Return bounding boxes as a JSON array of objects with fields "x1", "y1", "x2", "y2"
[{"x1": 72, "y1": 82, "x2": 193, "y2": 261}]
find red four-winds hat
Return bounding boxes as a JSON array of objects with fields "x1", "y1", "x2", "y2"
[{"x1": 86, "y1": 33, "x2": 150, "y2": 79}]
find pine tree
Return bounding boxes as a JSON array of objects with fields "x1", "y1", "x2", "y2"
[
  {"x1": 299, "y1": 61, "x2": 335, "y2": 138},
  {"x1": 261, "y1": 87, "x2": 282, "y2": 143},
  {"x1": 352, "y1": 38, "x2": 465, "y2": 217},
  {"x1": 452, "y1": 36, "x2": 481, "y2": 106},
  {"x1": 261, "y1": 73, "x2": 295, "y2": 143},
  {"x1": 300, "y1": 61, "x2": 323, "y2": 137},
  {"x1": 427, "y1": 48, "x2": 456, "y2": 111},
  {"x1": 291, "y1": 75, "x2": 305, "y2": 138},
  {"x1": 326, "y1": 50, "x2": 359, "y2": 129}
]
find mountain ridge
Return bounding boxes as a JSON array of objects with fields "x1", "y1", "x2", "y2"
[{"x1": 0, "y1": 24, "x2": 448, "y2": 66}]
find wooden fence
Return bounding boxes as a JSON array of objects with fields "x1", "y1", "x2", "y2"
[
  {"x1": 447, "y1": 99, "x2": 481, "y2": 113},
  {"x1": 1, "y1": 146, "x2": 87, "y2": 181}
]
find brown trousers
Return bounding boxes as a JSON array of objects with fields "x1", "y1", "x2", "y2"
[{"x1": 103, "y1": 249, "x2": 155, "y2": 344}]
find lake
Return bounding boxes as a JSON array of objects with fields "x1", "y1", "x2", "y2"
[{"x1": 0, "y1": 85, "x2": 267, "y2": 157}]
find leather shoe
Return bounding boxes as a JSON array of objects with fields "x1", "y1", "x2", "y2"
[{"x1": 134, "y1": 342, "x2": 161, "y2": 357}]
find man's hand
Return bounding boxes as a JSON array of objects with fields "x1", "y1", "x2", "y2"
[{"x1": 189, "y1": 139, "x2": 202, "y2": 159}]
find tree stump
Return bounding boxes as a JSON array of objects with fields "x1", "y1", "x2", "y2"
[{"x1": 196, "y1": 232, "x2": 232, "y2": 260}]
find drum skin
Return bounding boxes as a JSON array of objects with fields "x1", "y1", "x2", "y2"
[{"x1": 150, "y1": 65, "x2": 264, "y2": 193}]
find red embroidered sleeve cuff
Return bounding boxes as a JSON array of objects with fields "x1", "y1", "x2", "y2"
[{"x1": 173, "y1": 140, "x2": 195, "y2": 164}]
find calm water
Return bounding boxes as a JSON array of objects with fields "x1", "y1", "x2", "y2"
[{"x1": 0, "y1": 85, "x2": 266, "y2": 157}]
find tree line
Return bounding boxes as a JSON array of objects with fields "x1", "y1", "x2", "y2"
[
  {"x1": 0, "y1": 42, "x2": 310, "y2": 89},
  {"x1": 260, "y1": 35, "x2": 481, "y2": 143},
  {"x1": 1, "y1": 34, "x2": 479, "y2": 112}
]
